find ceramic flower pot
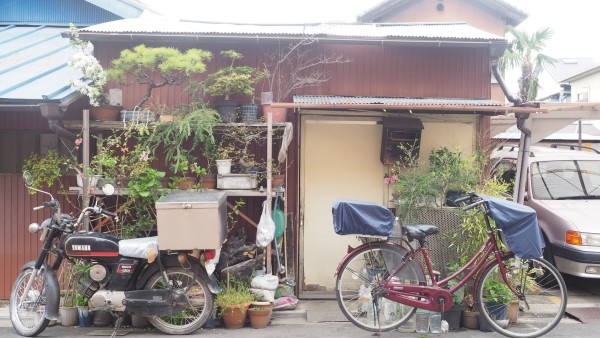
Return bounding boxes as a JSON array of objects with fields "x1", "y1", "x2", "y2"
[
  {"x1": 59, "y1": 307, "x2": 79, "y2": 327},
  {"x1": 89, "y1": 105, "x2": 121, "y2": 121},
  {"x1": 261, "y1": 104, "x2": 287, "y2": 123},
  {"x1": 216, "y1": 159, "x2": 232, "y2": 174}
]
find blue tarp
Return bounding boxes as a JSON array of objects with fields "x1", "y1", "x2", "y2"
[
  {"x1": 481, "y1": 195, "x2": 545, "y2": 259},
  {"x1": 332, "y1": 200, "x2": 394, "y2": 236}
]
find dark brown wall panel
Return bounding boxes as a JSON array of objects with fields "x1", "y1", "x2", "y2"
[
  {"x1": 0, "y1": 175, "x2": 78, "y2": 299},
  {"x1": 95, "y1": 42, "x2": 491, "y2": 108}
]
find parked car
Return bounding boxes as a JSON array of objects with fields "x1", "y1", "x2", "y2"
[{"x1": 492, "y1": 144, "x2": 600, "y2": 279}]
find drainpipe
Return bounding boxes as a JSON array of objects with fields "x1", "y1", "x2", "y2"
[
  {"x1": 39, "y1": 102, "x2": 77, "y2": 142},
  {"x1": 489, "y1": 42, "x2": 530, "y2": 204}
]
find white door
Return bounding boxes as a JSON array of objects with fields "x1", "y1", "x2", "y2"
[{"x1": 300, "y1": 116, "x2": 384, "y2": 295}]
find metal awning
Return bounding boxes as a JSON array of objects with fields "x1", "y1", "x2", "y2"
[{"x1": 271, "y1": 95, "x2": 546, "y2": 115}]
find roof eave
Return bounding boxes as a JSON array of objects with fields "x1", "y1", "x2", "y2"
[
  {"x1": 75, "y1": 31, "x2": 504, "y2": 47},
  {"x1": 271, "y1": 102, "x2": 545, "y2": 116}
]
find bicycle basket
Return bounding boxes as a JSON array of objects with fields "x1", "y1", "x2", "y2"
[
  {"x1": 332, "y1": 200, "x2": 394, "y2": 236},
  {"x1": 480, "y1": 195, "x2": 545, "y2": 259}
]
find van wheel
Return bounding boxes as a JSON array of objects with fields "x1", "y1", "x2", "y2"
[{"x1": 542, "y1": 232, "x2": 556, "y2": 266}]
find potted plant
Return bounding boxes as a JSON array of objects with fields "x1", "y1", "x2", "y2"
[
  {"x1": 76, "y1": 294, "x2": 92, "y2": 327},
  {"x1": 215, "y1": 276, "x2": 256, "y2": 329},
  {"x1": 261, "y1": 37, "x2": 351, "y2": 122},
  {"x1": 107, "y1": 44, "x2": 212, "y2": 121},
  {"x1": 444, "y1": 261, "x2": 466, "y2": 331},
  {"x1": 215, "y1": 143, "x2": 236, "y2": 175},
  {"x1": 205, "y1": 50, "x2": 268, "y2": 122},
  {"x1": 248, "y1": 305, "x2": 272, "y2": 329},
  {"x1": 479, "y1": 279, "x2": 513, "y2": 331},
  {"x1": 462, "y1": 295, "x2": 479, "y2": 330},
  {"x1": 67, "y1": 24, "x2": 122, "y2": 121}
]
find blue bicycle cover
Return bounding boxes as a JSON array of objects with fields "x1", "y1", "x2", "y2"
[
  {"x1": 332, "y1": 200, "x2": 394, "y2": 236},
  {"x1": 481, "y1": 195, "x2": 545, "y2": 259}
]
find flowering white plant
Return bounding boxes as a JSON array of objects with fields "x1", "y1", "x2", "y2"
[{"x1": 67, "y1": 24, "x2": 107, "y2": 106}]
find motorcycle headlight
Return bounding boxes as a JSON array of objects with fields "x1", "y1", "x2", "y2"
[{"x1": 28, "y1": 223, "x2": 41, "y2": 234}]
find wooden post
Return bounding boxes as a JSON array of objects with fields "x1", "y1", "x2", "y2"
[
  {"x1": 266, "y1": 112, "x2": 273, "y2": 274},
  {"x1": 83, "y1": 109, "x2": 90, "y2": 231}
]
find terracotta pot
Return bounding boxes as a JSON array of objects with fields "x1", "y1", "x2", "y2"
[
  {"x1": 507, "y1": 299, "x2": 520, "y2": 323},
  {"x1": 201, "y1": 174, "x2": 217, "y2": 189},
  {"x1": 90, "y1": 105, "x2": 121, "y2": 121},
  {"x1": 261, "y1": 104, "x2": 287, "y2": 123},
  {"x1": 271, "y1": 174, "x2": 285, "y2": 189},
  {"x1": 462, "y1": 310, "x2": 479, "y2": 329},
  {"x1": 174, "y1": 177, "x2": 196, "y2": 189},
  {"x1": 221, "y1": 303, "x2": 250, "y2": 329},
  {"x1": 248, "y1": 307, "x2": 272, "y2": 329}
]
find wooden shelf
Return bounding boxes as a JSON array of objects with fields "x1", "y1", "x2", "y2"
[
  {"x1": 65, "y1": 186, "x2": 283, "y2": 198},
  {"x1": 63, "y1": 120, "x2": 290, "y2": 131}
]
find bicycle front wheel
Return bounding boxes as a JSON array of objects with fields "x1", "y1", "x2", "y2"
[
  {"x1": 335, "y1": 242, "x2": 425, "y2": 332},
  {"x1": 477, "y1": 256, "x2": 567, "y2": 338}
]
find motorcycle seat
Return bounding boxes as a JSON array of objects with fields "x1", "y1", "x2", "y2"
[{"x1": 119, "y1": 236, "x2": 158, "y2": 261}]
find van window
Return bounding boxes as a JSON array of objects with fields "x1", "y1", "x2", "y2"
[{"x1": 530, "y1": 160, "x2": 600, "y2": 200}]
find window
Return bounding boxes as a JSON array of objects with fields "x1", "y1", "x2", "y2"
[{"x1": 380, "y1": 118, "x2": 423, "y2": 165}]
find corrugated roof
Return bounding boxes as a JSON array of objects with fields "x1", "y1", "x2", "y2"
[
  {"x1": 293, "y1": 95, "x2": 504, "y2": 106},
  {"x1": 79, "y1": 19, "x2": 505, "y2": 41},
  {"x1": 0, "y1": 25, "x2": 81, "y2": 105}
]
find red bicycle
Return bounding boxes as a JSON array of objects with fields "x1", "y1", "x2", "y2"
[{"x1": 333, "y1": 192, "x2": 566, "y2": 338}]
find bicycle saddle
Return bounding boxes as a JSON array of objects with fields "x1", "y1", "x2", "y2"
[{"x1": 402, "y1": 224, "x2": 439, "y2": 242}]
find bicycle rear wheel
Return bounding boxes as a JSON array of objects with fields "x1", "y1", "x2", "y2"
[
  {"x1": 335, "y1": 242, "x2": 425, "y2": 332},
  {"x1": 477, "y1": 256, "x2": 566, "y2": 338}
]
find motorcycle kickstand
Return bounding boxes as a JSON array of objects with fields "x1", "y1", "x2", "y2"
[{"x1": 111, "y1": 315, "x2": 125, "y2": 338}]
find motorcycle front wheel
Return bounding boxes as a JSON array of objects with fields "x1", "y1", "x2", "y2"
[
  {"x1": 9, "y1": 268, "x2": 49, "y2": 337},
  {"x1": 144, "y1": 267, "x2": 214, "y2": 334}
]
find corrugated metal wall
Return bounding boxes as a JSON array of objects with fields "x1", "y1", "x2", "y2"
[
  {"x1": 0, "y1": 0, "x2": 122, "y2": 26},
  {"x1": 0, "y1": 175, "x2": 78, "y2": 299},
  {"x1": 96, "y1": 41, "x2": 492, "y2": 110}
]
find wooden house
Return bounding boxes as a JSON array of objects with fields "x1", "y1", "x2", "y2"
[{"x1": 0, "y1": 0, "x2": 531, "y2": 299}]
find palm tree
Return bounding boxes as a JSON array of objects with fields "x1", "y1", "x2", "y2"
[{"x1": 500, "y1": 26, "x2": 556, "y2": 102}]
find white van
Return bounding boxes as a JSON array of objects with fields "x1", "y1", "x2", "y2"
[{"x1": 492, "y1": 145, "x2": 600, "y2": 278}]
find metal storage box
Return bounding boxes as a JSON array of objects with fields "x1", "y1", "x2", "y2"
[
  {"x1": 156, "y1": 191, "x2": 227, "y2": 250},
  {"x1": 217, "y1": 174, "x2": 258, "y2": 190}
]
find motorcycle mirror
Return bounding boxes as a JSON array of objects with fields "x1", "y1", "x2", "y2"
[
  {"x1": 101, "y1": 183, "x2": 115, "y2": 196},
  {"x1": 23, "y1": 171, "x2": 34, "y2": 187}
]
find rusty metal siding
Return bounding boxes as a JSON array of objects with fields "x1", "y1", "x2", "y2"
[
  {"x1": 96, "y1": 42, "x2": 491, "y2": 107},
  {"x1": 0, "y1": 175, "x2": 78, "y2": 299}
]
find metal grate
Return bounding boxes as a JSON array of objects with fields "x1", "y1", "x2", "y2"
[
  {"x1": 403, "y1": 207, "x2": 463, "y2": 278},
  {"x1": 566, "y1": 307, "x2": 600, "y2": 323}
]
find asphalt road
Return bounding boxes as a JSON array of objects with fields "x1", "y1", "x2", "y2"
[{"x1": 1, "y1": 274, "x2": 599, "y2": 337}]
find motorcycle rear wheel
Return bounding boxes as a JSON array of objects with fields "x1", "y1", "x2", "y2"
[
  {"x1": 144, "y1": 267, "x2": 214, "y2": 334},
  {"x1": 9, "y1": 268, "x2": 50, "y2": 337}
]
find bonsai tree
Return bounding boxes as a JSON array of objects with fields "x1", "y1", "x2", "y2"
[
  {"x1": 107, "y1": 45, "x2": 212, "y2": 109},
  {"x1": 205, "y1": 50, "x2": 268, "y2": 102}
]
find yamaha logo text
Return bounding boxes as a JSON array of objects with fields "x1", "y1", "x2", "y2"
[{"x1": 71, "y1": 245, "x2": 91, "y2": 251}]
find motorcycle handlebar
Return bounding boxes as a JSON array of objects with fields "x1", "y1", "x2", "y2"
[{"x1": 101, "y1": 209, "x2": 117, "y2": 217}]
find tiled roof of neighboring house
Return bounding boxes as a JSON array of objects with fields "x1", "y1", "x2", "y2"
[
  {"x1": 78, "y1": 19, "x2": 505, "y2": 42},
  {"x1": 357, "y1": 0, "x2": 527, "y2": 27},
  {"x1": 545, "y1": 58, "x2": 600, "y2": 83},
  {"x1": 562, "y1": 64, "x2": 600, "y2": 82},
  {"x1": 0, "y1": 25, "x2": 81, "y2": 107},
  {"x1": 293, "y1": 95, "x2": 504, "y2": 106}
]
